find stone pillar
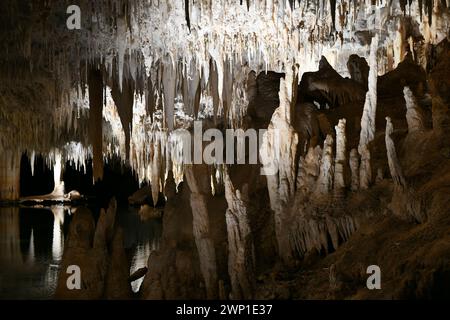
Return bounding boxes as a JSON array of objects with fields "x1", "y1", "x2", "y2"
[
  {"x1": 259, "y1": 68, "x2": 298, "y2": 265},
  {"x1": 88, "y1": 67, "x2": 104, "y2": 182},
  {"x1": 334, "y1": 119, "x2": 347, "y2": 193},
  {"x1": 358, "y1": 34, "x2": 378, "y2": 190},
  {"x1": 185, "y1": 164, "x2": 218, "y2": 299},
  {"x1": 224, "y1": 169, "x2": 255, "y2": 299},
  {"x1": 385, "y1": 117, "x2": 407, "y2": 189}
]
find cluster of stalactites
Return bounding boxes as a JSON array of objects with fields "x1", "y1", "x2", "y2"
[{"x1": 3, "y1": 0, "x2": 450, "y2": 196}]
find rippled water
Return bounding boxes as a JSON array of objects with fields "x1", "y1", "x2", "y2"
[{"x1": 0, "y1": 205, "x2": 161, "y2": 299}]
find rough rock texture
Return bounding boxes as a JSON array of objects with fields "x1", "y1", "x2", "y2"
[
  {"x1": 349, "y1": 149, "x2": 360, "y2": 192},
  {"x1": 314, "y1": 135, "x2": 335, "y2": 196},
  {"x1": 224, "y1": 169, "x2": 255, "y2": 299},
  {"x1": 334, "y1": 119, "x2": 347, "y2": 194},
  {"x1": 358, "y1": 35, "x2": 379, "y2": 189},
  {"x1": 1, "y1": 0, "x2": 450, "y2": 302},
  {"x1": 55, "y1": 199, "x2": 132, "y2": 299},
  {"x1": 184, "y1": 164, "x2": 219, "y2": 299},
  {"x1": 141, "y1": 172, "x2": 205, "y2": 299},
  {"x1": 385, "y1": 117, "x2": 407, "y2": 189},
  {"x1": 260, "y1": 69, "x2": 299, "y2": 265},
  {"x1": 404, "y1": 86, "x2": 426, "y2": 133}
]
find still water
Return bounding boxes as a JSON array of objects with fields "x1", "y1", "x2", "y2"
[{"x1": 0, "y1": 205, "x2": 162, "y2": 299}]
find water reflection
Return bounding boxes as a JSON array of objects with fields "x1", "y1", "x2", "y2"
[
  {"x1": 51, "y1": 206, "x2": 64, "y2": 262},
  {"x1": 118, "y1": 207, "x2": 162, "y2": 293},
  {"x1": 0, "y1": 205, "x2": 162, "y2": 299}
]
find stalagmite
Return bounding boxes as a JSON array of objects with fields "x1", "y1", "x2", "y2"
[
  {"x1": 296, "y1": 145, "x2": 322, "y2": 195},
  {"x1": 334, "y1": 119, "x2": 347, "y2": 193},
  {"x1": 260, "y1": 68, "x2": 298, "y2": 264},
  {"x1": 51, "y1": 150, "x2": 65, "y2": 198},
  {"x1": 349, "y1": 149, "x2": 360, "y2": 191},
  {"x1": 163, "y1": 59, "x2": 177, "y2": 131},
  {"x1": 359, "y1": 144, "x2": 372, "y2": 190},
  {"x1": 223, "y1": 169, "x2": 255, "y2": 300},
  {"x1": 88, "y1": 67, "x2": 104, "y2": 182},
  {"x1": 314, "y1": 135, "x2": 335, "y2": 196},
  {"x1": 358, "y1": 34, "x2": 378, "y2": 190},
  {"x1": 184, "y1": 164, "x2": 218, "y2": 299},
  {"x1": 150, "y1": 133, "x2": 164, "y2": 207},
  {"x1": 385, "y1": 117, "x2": 407, "y2": 189},
  {"x1": 404, "y1": 87, "x2": 425, "y2": 133}
]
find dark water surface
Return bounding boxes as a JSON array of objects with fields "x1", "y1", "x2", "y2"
[{"x1": 0, "y1": 205, "x2": 161, "y2": 299}]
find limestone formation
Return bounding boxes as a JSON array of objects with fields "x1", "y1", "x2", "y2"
[
  {"x1": 385, "y1": 117, "x2": 407, "y2": 189},
  {"x1": 2, "y1": 0, "x2": 450, "y2": 302},
  {"x1": 296, "y1": 145, "x2": 322, "y2": 195},
  {"x1": 139, "y1": 204, "x2": 163, "y2": 221},
  {"x1": 359, "y1": 144, "x2": 372, "y2": 190},
  {"x1": 184, "y1": 164, "x2": 218, "y2": 299},
  {"x1": 358, "y1": 34, "x2": 378, "y2": 190},
  {"x1": 334, "y1": 119, "x2": 347, "y2": 194},
  {"x1": 260, "y1": 68, "x2": 298, "y2": 264},
  {"x1": 88, "y1": 67, "x2": 104, "y2": 183},
  {"x1": 223, "y1": 169, "x2": 255, "y2": 300},
  {"x1": 349, "y1": 149, "x2": 360, "y2": 192},
  {"x1": 314, "y1": 135, "x2": 335, "y2": 196},
  {"x1": 55, "y1": 198, "x2": 131, "y2": 299},
  {"x1": 404, "y1": 87, "x2": 425, "y2": 133}
]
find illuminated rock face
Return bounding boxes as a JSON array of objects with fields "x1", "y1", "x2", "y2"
[
  {"x1": 260, "y1": 69, "x2": 298, "y2": 264},
  {"x1": 184, "y1": 164, "x2": 219, "y2": 299},
  {"x1": 334, "y1": 119, "x2": 347, "y2": 194},
  {"x1": 404, "y1": 86, "x2": 425, "y2": 133},
  {"x1": 358, "y1": 34, "x2": 378, "y2": 190},
  {"x1": 1, "y1": 0, "x2": 450, "y2": 301},
  {"x1": 224, "y1": 169, "x2": 255, "y2": 300},
  {"x1": 0, "y1": 1, "x2": 448, "y2": 194}
]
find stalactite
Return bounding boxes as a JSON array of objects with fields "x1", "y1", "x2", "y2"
[
  {"x1": 112, "y1": 78, "x2": 135, "y2": 160},
  {"x1": 88, "y1": 67, "x2": 104, "y2": 182},
  {"x1": 330, "y1": 0, "x2": 337, "y2": 29},
  {"x1": 163, "y1": 59, "x2": 177, "y2": 131},
  {"x1": 185, "y1": 59, "x2": 202, "y2": 118},
  {"x1": 210, "y1": 59, "x2": 221, "y2": 123}
]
